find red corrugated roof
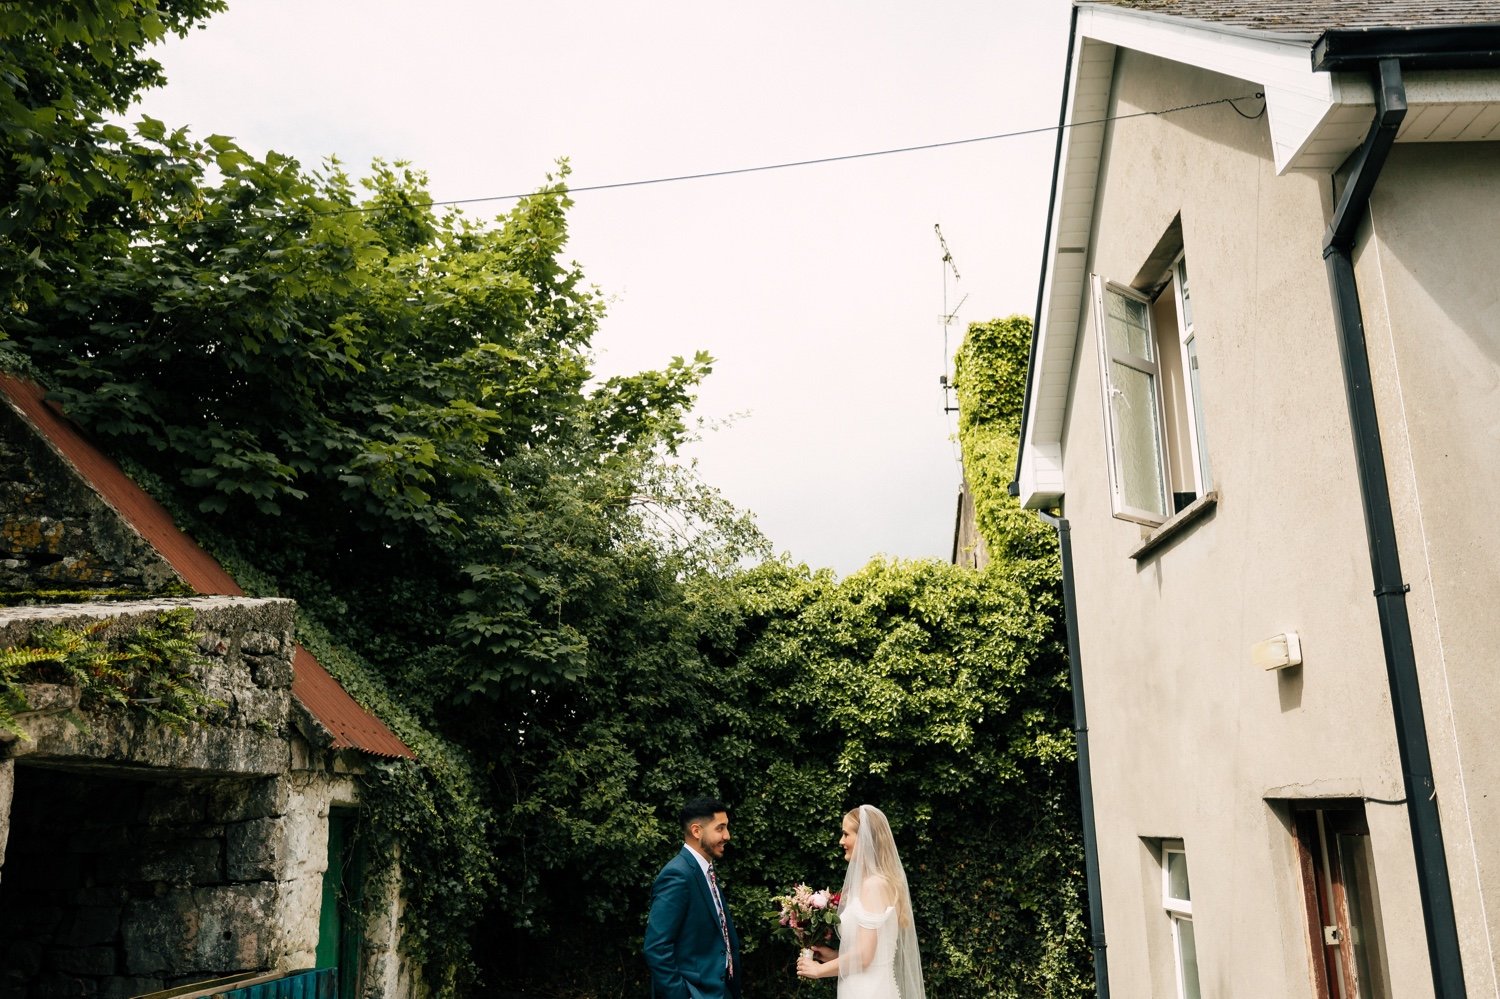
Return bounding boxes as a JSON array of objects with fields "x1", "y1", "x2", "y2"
[
  {"x1": 0, "y1": 373, "x2": 413, "y2": 760},
  {"x1": 291, "y1": 645, "x2": 413, "y2": 758}
]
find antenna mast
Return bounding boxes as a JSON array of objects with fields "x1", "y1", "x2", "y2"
[{"x1": 935, "y1": 223, "x2": 967, "y2": 414}]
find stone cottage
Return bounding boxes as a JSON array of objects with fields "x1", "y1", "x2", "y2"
[{"x1": 0, "y1": 373, "x2": 419, "y2": 999}]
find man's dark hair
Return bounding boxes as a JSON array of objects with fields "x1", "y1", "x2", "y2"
[{"x1": 679, "y1": 796, "x2": 729, "y2": 835}]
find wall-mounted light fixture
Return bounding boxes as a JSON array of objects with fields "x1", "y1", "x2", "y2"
[{"x1": 1253, "y1": 631, "x2": 1302, "y2": 671}]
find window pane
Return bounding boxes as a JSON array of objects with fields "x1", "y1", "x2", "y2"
[
  {"x1": 1186, "y1": 337, "x2": 1212, "y2": 487},
  {"x1": 1106, "y1": 290, "x2": 1153, "y2": 359},
  {"x1": 1109, "y1": 361, "x2": 1167, "y2": 517},
  {"x1": 1337, "y1": 832, "x2": 1388, "y2": 999},
  {"x1": 1177, "y1": 917, "x2": 1202, "y2": 999},
  {"x1": 1165, "y1": 850, "x2": 1191, "y2": 903},
  {"x1": 1177, "y1": 258, "x2": 1194, "y2": 330}
]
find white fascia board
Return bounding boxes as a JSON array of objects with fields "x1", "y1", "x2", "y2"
[
  {"x1": 1019, "y1": 36, "x2": 1114, "y2": 512},
  {"x1": 1076, "y1": 4, "x2": 1335, "y2": 174},
  {"x1": 1019, "y1": 441, "x2": 1065, "y2": 512}
]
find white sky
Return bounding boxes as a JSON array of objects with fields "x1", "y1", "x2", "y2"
[{"x1": 129, "y1": 1, "x2": 1074, "y2": 575}]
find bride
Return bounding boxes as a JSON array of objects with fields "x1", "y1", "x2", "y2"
[{"x1": 796, "y1": 805, "x2": 926, "y2": 999}]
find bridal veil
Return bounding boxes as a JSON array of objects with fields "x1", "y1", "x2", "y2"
[{"x1": 837, "y1": 804, "x2": 926, "y2": 999}]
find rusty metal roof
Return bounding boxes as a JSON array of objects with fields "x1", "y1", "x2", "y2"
[
  {"x1": 291, "y1": 645, "x2": 413, "y2": 758},
  {"x1": 0, "y1": 373, "x2": 413, "y2": 760}
]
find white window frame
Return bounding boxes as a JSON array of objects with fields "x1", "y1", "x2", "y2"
[
  {"x1": 1161, "y1": 842, "x2": 1202, "y2": 999},
  {"x1": 1093, "y1": 276, "x2": 1171, "y2": 525},
  {"x1": 1170, "y1": 254, "x2": 1212, "y2": 494},
  {"x1": 1094, "y1": 255, "x2": 1213, "y2": 529}
]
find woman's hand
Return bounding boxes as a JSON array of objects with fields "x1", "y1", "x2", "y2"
[
  {"x1": 797, "y1": 952, "x2": 834, "y2": 979},
  {"x1": 811, "y1": 944, "x2": 837, "y2": 963}
]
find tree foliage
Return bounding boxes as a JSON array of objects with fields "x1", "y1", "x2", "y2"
[
  {"x1": 487, "y1": 557, "x2": 1089, "y2": 999},
  {"x1": 1, "y1": 7, "x2": 1087, "y2": 996},
  {"x1": 2, "y1": 4, "x2": 749, "y2": 988},
  {"x1": 474, "y1": 303, "x2": 1095, "y2": 993},
  {"x1": 0, "y1": 1, "x2": 227, "y2": 338}
]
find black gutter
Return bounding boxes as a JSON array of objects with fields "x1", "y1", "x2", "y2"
[
  {"x1": 1036, "y1": 510, "x2": 1109, "y2": 999},
  {"x1": 1011, "y1": 3, "x2": 1080, "y2": 498},
  {"x1": 1314, "y1": 24, "x2": 1500, "y2": 71},
  {"x1": 1320, "y1": 56, "x2": 1466, "y2": 999}
]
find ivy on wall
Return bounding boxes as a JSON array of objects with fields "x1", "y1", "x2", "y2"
[{"x1": 951, "y1": 315, "x2": 1058, "y2": 564}]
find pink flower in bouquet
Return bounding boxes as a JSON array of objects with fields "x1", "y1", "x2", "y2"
[{"x1": 769, "y1": 883, "x2": 842, "y2": 952}]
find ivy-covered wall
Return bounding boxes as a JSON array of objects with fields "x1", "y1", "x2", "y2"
[{"x1": 951, "y1": 315, "x2": 1057, "y2": 565}]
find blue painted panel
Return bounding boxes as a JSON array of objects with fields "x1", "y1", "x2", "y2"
[{"x1": 218, "y1": 968, "x2": 336, "y2": 999}]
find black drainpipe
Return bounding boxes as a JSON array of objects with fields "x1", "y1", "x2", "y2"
[
  {"x1": 1321, "y1": 56, "x2": 1467, "y2": 999},
  {"x1": 1018, "y1": 12, "x2": 1105, "y2": 995},
  {"x1": 1035, "y1": 510, "x2": 1108, "y2": 999}
]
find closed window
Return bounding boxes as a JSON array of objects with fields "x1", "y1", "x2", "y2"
[
  {"x1": 1094, "y1": 254, "x2": 1211, "y2": 526},
  {"x1": 1161, "y1": 842, "x2": 1203, "y2": 999}
]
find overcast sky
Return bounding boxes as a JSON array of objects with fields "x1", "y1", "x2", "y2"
[{"x1": 130, "y1": 1, "x2": 1074, "y2": 575}]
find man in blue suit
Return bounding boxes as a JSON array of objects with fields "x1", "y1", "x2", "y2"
[{"x1": 644, "y1": 797, "x2": 743, "y2": 999}]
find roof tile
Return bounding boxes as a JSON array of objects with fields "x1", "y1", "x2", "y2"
[{"x1": 1083, "y1": 0, "x2": 1500, "y2": 36}]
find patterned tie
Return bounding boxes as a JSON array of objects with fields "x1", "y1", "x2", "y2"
[{"x1": 707, "y1": 863, "x2": 733, "y2": 977}]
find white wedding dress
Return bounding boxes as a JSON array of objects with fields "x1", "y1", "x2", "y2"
[
  {"x1": 836, "y1": 806, "x2": 925, "y2": 999},
  {"x1": 838, "y1": 895, "x2": 900, "y2": 999}
]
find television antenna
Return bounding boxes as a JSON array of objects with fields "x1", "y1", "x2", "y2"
[{"x1": 935, "y1": 224, "x2": 967, "y2": 414}]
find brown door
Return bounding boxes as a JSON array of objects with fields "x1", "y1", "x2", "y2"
[{"x1": 1294, "y1": 804, "x2": 1389, "y2": 999}]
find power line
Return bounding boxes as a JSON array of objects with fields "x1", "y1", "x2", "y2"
[
  {"x1": 94, "y1": 91, "x2": 1266, "y2": 232},
  {"x1": 429, "y1": 91, "x2": 1264, "y2": 208}
]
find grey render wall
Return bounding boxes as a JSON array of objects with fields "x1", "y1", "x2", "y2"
[
  {"x1": 1054, "y1": 48, "x2": 1439, "y2": 997},
  {"x1": 1358, "y1": 141, "x2": 1500, "y2": 993}
]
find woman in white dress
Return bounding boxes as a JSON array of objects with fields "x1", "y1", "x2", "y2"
[{"x1": 796, "y1": 805, "x2": 926, "y2": 999}]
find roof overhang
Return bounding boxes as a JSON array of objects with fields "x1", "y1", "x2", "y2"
[{"x1": 1015, "y1": 4, "x2": 1500, "y2": 512}]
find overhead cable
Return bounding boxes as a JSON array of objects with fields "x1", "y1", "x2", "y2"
[{"x1": 95, "y1": 91, "x2": 1267, "y2": 231}]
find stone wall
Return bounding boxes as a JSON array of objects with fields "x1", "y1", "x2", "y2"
[
  {"x1": 0, "y1": 759, "x2": 11, "y2": 883},
  {"x1": 0, "y1": 598, "x2": 295, "y2": 776},
  {"x1": 0, "y1": 597, "x2": 322, "y2": 998},
  {"x1": 0, "y1": 408, "x2": 419, "y2": 997},
  {"x1": 0, "y1": 770, "x2": 299, "y2": 999},
  {"x1": 0, "y1": 400, "x2": 181, "y2": 598}
]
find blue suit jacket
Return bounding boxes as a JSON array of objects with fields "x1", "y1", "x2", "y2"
[{"x1": 643, "y1": 847, "x2": 743, "y2": 999}]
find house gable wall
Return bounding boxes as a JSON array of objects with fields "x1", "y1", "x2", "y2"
[{"x1": 1059, "y1": 48, "x2": 1438, "y2": 996}]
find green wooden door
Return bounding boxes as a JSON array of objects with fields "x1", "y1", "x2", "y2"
[
  {"x1": 316, "y1": 812, "x2": 344, "y2": 970},
  {"x1": 316, "y1": 810, "x2": 362, "y2": 997}
]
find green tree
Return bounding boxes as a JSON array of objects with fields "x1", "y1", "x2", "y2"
[
  {"x1": 482, "y1": 553, "x2": 1088, "y2": 999},
  {"x1": 1, "y1": 5, "x2": 752, "y2": 987},
  {"x1": 0, "y1": 1, "x2": 226, "y2": 340},
  {"x1": 1, "y1": 9, "x2": 1086, "y2": 995}
]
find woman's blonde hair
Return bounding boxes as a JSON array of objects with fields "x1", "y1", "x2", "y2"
[{"x1": 845, "y1": 805, "x2": 912, "y2": 927}]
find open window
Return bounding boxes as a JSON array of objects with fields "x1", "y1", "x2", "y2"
[
  {"x1": 1292, "y1": 803, "x2": 1390, "y2": 999},
  {"x1": 1094, "y1": 247, "x2": 1212, "y2": 527}
]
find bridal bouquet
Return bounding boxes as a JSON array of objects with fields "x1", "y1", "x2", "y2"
[{"x1": 769, "y1": 883, "x2": 841, "y2": 954}]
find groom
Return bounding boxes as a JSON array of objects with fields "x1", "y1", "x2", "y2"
[{"x1": 644, "y1": 796, "x2": 743, "y2": 999}]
